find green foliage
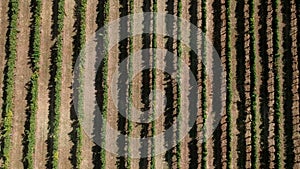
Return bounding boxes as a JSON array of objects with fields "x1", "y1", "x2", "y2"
[
  {"x1": 99, "y1": 1, "x2": 110, "y2": 168},
  {"x1": 272, "y1": 0, "x2": 281, "y2": 168},
  {"x1": 49, "y1": 0, "x2": 65, "y2": 168},
  {"x1": 22, "y1": 1, "x2": 42, "y2": 168},
  {"x1": 72, "y1": 0, "x2": 87, "y2": 168},
  {"x1": 1, "y1": 0, "x2": 19, "y2": 168},
  {"x1": 225, "y1": 0, "x2": 233, "y2": 168},
  {"x1": 248, "y1": 0, "x2": 258, "y2": 168}
]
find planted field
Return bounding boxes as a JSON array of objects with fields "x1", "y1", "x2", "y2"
[{"x1": 0, "y1": 0, "x2": 299, "y2": 168}]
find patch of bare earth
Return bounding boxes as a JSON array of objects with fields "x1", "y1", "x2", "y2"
[
  {"x1": 265, "y1": 0, "x2": 276, "y2": 168},
  {"x1": 130, "y1": 0, "x2": 147, "y2": 168},
  {"x1": 291, "y1": 0, "x2": 300, "y2": 166},
  {"x1": 243, "y1": 1, "x2": 252, "y2": 168},
  {"x1": 229, "y1": 0, "x2": 240, "y2": 167},
  {"x1": 57, "y1": 0, "x2": 76, "y2": 168},
  {"x1": 218, "y1": 0, "x2": 228, "y2": 168},
  {"x1": 153, "y1": 1, "x2": 168, "y2": 168},
  {"x1": 79, "y1": 0, "x2": 98, "y2": 168},
  {"x1": 104, "y1": 0, "x2": 121, "y2": 168},
  {"x1": 10, "y1": 1, "x2": 32, "y2": 168},
  {"x1": 205, "y1": 0, "x2": 214, "y2": 167},
  {"x1": 253, "y1": 0, "x2": 262, "y2": 167},
  {"x1": 34, "y1": 0, "x2": 53, "y2": 167}
]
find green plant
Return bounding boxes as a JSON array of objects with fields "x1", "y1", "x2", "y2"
[
  {"x1": 225, "y1": 0, "x2": 233, "y2": 168},
  {"x1": 72, "y1": 0, "x2": 87, "y2": 168},
  {"x1": 126, "y1": 0, "x2": 134, "y2": 168},
  {"x1": 98, "y1": 1, "x2": 110, "y2": 168},
  {"x1": 248, "y1": 0, "x2": 258, "y2": 168},
  {"x1": 1, "y1": 0, "x2": 20, "y2": 168},
  {"x1": 49, "y1": 0, "x2": 65, "y2": 168},
  {"x1": 272, "y1": 0, "x2": 281, "y2": 168},
  {"x1": 22, "y1": 1, "x2": 42, "y2": 168}
]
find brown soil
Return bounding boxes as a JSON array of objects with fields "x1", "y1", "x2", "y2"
[
  {"x1": 230, "y1": 0, "x2": 240, "y2": 167},
  {"x1": 57, "y1": 0, "x2": 76, "y2": 168},
  {"x1": 34, "y1": 0, "x2": 53, "y2": 168},
  {"x1": 105, "y1": 0, "x2": 121, "y2": 168},
  {"x1": 291, "y1": 0, "x2": 300, "y2": 166},
  {"x1": 9, "y1": 1, "x2": 32, "y2": 168},
  {"x1": 79, "y1": 0, "x2": 99, "y2": 168},
  {"x1": 205, "y1": 0, "x2": 214, "y2": 167}
]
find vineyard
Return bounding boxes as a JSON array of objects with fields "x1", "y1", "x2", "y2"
[{"x1": 0, "y1": 0, "x2": 299, "y2": 168}]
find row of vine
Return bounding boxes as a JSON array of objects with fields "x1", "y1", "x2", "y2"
[
  {"x1": 271, "y1": 0, "x2": 282, "y2": 168},
  {"x1": 23, "y1": 0, "x2": 42, "y2": 168},
  {"x1": 0, "y1": 0, "x2": 20, "y2": 168},
  {"x1": 248, "y1": 0, "x2": 258, "y2": 168}
]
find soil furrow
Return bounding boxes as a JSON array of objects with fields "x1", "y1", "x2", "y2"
[
  {"x1": 34, "y1": 0, "x2": 53, "y2": 167},
  {"x1": 57, "y1": 0, "x2": 76, "y2": 168},
  {"x1": 265, "y1": 0, "x2": 276, "y2": 168},
  {"x1": 292, "y1": 0, "x2": 300, "y2": 166},
  {"x1": 10, "y1": 1, "x2": 32, "y2": 168},
  {"x1": 79, "y1": 0, "x2": 98, "y2": 168},
  {"x1": 205, "y1": 0, "x2": 215, "y2": 167}
]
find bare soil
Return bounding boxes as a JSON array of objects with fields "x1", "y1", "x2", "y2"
[
  {"x1": 9, "y1": 1, "x2": 32, "y2": 168},
  {"x1": 79, "y1": 0, "x2": 99, "y2": 168},
  {"x1": 57, "y1": 0, "x2": 76, "y2": 168}
]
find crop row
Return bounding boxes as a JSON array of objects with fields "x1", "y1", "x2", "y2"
[
  {"x1": 201, "y1": 0, "x2": 208, "y2": 168},
  {"x1": 248, "y1": 0, "x2": 258, "y2": 168},
  {"x1": 151, "y1": 0, "x2": 157, "y2": 168},
  {"x1": 72, "y1": 0, "x2": 87, "y2": 168},
  {"x1": 272, "y1": 0, "x2": 282, "y2": 168},
  {"x1": 49, "y1": 0, "x2": 65, "y2": 168},
  {"x1": 225, "y1": 0, "x2": 233, "y2": 168},
  {"x1": 0, "y1": 0, "x2": 19, "y2": 168},
  {"x1": 98, "y1": 2, "x2": 110, "y2": 169},
  {"x1": 23, "y1": 0, "x2": 42, "y2": 168},
  {"x1": 126, "y1": 0, "x2": 134, "y2": 167},
  {"x1": 98, "y1": 0, "x2": 110, "y2": 168}
]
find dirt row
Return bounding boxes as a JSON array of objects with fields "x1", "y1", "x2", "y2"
[
  {"x1": 34, "y1": 0, "x2": 53, "y2": 167},
  {"x1": 9, "y1": 1, "x2": 32, "y2": 168},
  {"x1": 290, "y1": 0, "x2": 300, "y2": 166}
]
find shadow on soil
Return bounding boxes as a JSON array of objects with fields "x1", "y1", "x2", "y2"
[
  {"x1": 163, "y1": 0, "x2": 177, "y2": 168},
  {"x1": 91, "y1": 0, "x2": 107, "y2": 169},
  {"x1": 257, "y1": 1, "x2": 270, "y2": 168},
  {"x1": 0, "y1": 0, "x2": 19, "y2": 161},
  {"x1": 22, "y1": 1, "x2": 41, "y2": 168},
  {"x1": 235, "y1": 0, "x2": 247, "y2": 167},
  {"x1": 45, "y1": 0, "x2": 62, "y2": 167},
  {"x1": 68, "y1": 0, "x2": 87, "y2": 168},
  {"x1": 138, "y1": 0, "x2": 152, "y2": 167},
  {"x1": 115, "y1": 0, "x2": 129, "y2": 168},
  {"x1": 212, "y1": 0, "x2": 223, "y2": 168},
  {"x1": 281, "y1": 0, "x2": 295, "y2": 168},
  {"x1": 187, "y1": 0, "x2": 199, "y2": 168}
]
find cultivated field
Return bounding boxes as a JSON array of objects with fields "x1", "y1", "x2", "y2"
[{"x1": 0, "y1": 0, "x2": 299, "y2": 168}]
